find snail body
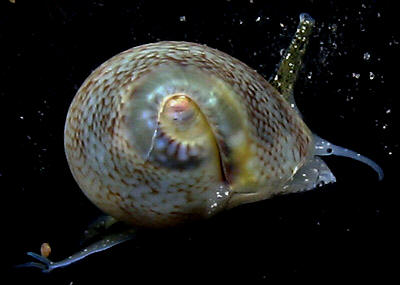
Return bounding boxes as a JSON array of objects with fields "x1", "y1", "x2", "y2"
[
  {"x1": 65, "y1": 34, "x2": 383, "y2": 229},
  {"x1": 21, "y1": 14, "x2": 383, "y2": 272},
  {"x1": 64, "y1": 41, "x2": 313, "y2": 228}
]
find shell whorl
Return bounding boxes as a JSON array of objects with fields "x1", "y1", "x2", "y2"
[{"x1": 64, "y1": 41, "x2": 313, "y2": 228}]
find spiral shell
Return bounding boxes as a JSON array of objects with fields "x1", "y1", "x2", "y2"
[{"x1": 64, "y1": 41, "x2": 313, "y2": 228}]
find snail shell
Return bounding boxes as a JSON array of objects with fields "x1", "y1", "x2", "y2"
[{"x1": 64, "y1": 41, "x2": 313, "y2": 228}]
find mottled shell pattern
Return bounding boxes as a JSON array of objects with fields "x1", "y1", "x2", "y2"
[{"x1": 64, "y1": 41, "x2": 313, "y2": 228}]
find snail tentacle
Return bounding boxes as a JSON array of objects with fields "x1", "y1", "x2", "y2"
[{"x1": 314, "y1": 135, "x2": 384, "y2": 180}]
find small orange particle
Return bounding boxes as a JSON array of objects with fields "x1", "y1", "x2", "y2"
[{"x1": 40, "y1": 242, "x2": 51, "y2": 258}]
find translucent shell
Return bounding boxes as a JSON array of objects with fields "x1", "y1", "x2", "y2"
[{"x1": 64, "y1": 42, "x2": 313, "y2": 228}]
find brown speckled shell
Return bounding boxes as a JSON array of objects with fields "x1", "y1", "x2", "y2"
[{"x1": 64, "y1": 41, "x2": 313, "y2": 228}]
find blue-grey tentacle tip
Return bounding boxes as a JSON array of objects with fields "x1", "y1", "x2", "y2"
[
  {"x1": 15, "y1": 252, "x2": 53, "y2": 273},
  {"x1": 299, "y1": 13, "x2": 315, "y2": 24},
  {"x1": 376, "y1": 165, "x2": 384, "y2": 181},
  {"x1": 314, "y1": 135, "x2": 384, "y2": 181}
]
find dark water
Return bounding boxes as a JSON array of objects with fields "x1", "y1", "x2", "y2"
[{"x1": 1, "y1": 0, "x2": 393, "y2": 283}]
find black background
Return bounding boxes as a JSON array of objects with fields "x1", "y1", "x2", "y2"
[{"x1": 1, "y1": 0, "x2": 394, "y2": 283}]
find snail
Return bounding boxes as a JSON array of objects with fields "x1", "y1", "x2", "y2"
[{"x1": 19, "y1": 14, "x2": 383, "y2": 272}]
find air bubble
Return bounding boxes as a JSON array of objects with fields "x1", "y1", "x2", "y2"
[
  {"x1": 363, "y1": 52, "x2": 371, "y2": 60},
  {"x1": 328, "y1": 24, "x2": 337, "y2": 31},
  {"x1": 369, "y1": 72, "x2": 375, "y2": 80}
]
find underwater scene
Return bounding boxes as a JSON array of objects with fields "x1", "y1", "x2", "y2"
[{"x1": 1, "y1": 0, "x2": 393, "y2": 283}]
